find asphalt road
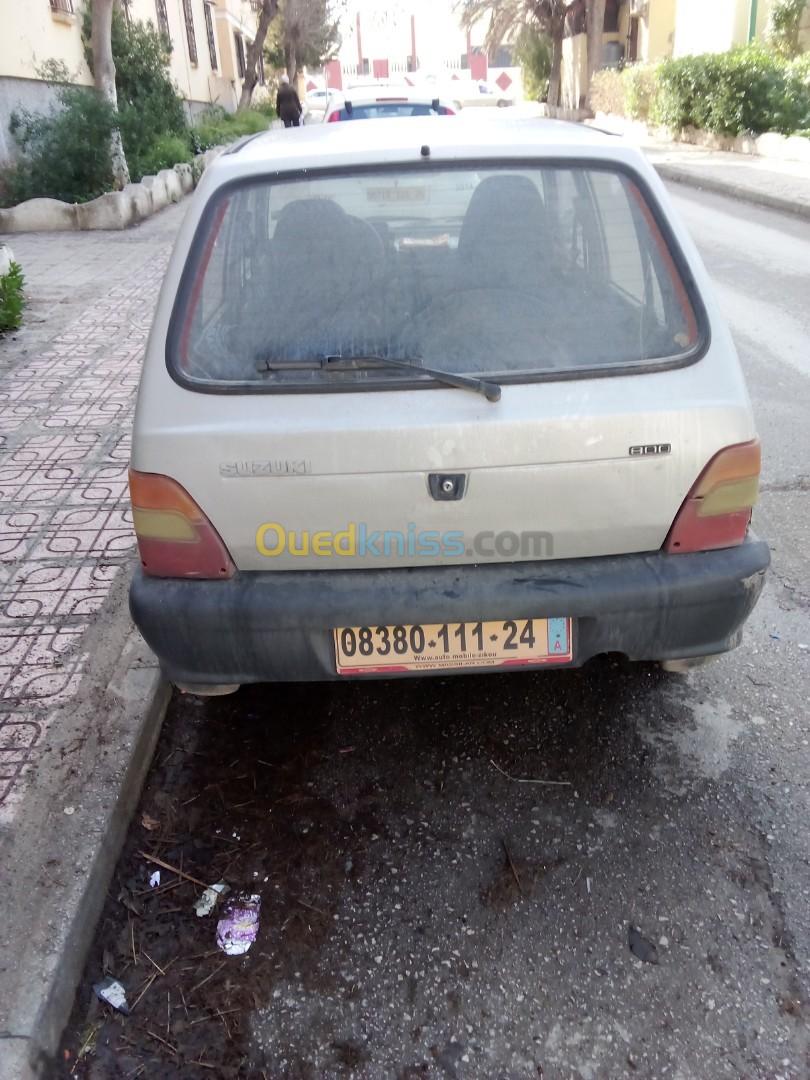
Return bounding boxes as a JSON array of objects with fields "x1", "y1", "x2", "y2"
[{"x1": 62, "y1": 186, "x2": 810, "y2": 1079}]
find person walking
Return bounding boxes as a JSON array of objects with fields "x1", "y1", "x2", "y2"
[{"x1": 276, "y1": 74, "x2": 302, "y2": 128}]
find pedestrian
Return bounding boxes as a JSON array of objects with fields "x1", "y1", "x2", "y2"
[{"x1": 276, "y1": 74, "x2": 302, "y2": 129}]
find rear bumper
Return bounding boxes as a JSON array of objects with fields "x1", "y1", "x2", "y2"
[{"x1": 130, "y1": 538, "x2": 770, "y2": 684}]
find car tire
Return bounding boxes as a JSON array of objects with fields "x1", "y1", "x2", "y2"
[{"x1": 497, "y1": 99, "x2": 508, "y2": 108}]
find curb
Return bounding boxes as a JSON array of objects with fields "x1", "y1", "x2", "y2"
[
  {"x1": 0, "y1": 147, "x2": 224, "y2": 234},
  {"x1": 652, "y1": 162, "x2": 810, "y2": 222},
  {"x1": 0, "y1": 631, "x2": 171, "y2": 1079}
]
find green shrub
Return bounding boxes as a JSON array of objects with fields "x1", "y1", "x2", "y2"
[
  {"x1": 137, "y1": 133, "x2": 192, "y2": 176},
  {"x1": 514, "y1": 27, "x2": 552, "y2": 102},
  {"x1": 83, "y1": 4, "x2": 189, "y2": 182},
  {"x1": 652, "y1": 45, "x2": 810, "y2": 135},
  {"x1": 0, "y1": 262, "x2": 25, "y2": 333},
  {"x1": 191, "y1": 108, "x2": 270, "y2": 153},
  {"x1": 589, "y1": 68, "x2": 626, "y2": 115},
  {"x1": 251, "y1": 97, "x2": 277, "y2": 119},
  {"x1": 623, "y1": 63, "x2": 658, "y2": 121},
  {"x1": 0, "y1": 86, "x2": 116, "y2": 206}
]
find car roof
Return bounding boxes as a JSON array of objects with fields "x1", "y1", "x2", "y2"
[{"x1": 215, "y1": 116, "x2": 630, "y2": 179}]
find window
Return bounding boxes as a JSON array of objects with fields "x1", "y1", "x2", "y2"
[
  {"x1": 335, "y1": 103, "x2": 451, "y2": 120},
  {"x1": 604, "y1": 0, "x2": 620, "y2": 32},
  {"x1": 155, "y1": 0, "x2": 170, "y2": 39},
  {"x1": 168, "y1": 166, "x2": 703, "y2": 391},
  {"x1": 49, "y1": 0, "x2": 75, "y2": 12},
  {"x1": 182, "y1": 0, "x2": 198, "y2": 65},
  {"x1": 489, "y1": 45, "x2": 512, "y2": 68},
  {"x1": 203, "y1": 2, "x2": 217, "y2": 70},
  {"x1": 234, "y1": 32, "x2": 246, "y2": 77}
]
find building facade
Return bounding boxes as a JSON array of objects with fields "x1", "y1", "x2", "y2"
[
  {"x1": 561, "y1": 0, "x2": 810, "y2": 111},
  {"x1": 0, "y1": 0, "x2": 262, "y2": 166}
]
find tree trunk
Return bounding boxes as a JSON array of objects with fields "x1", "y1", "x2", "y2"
[
  {"x1": 237, "y1": 0, "x2": 280, "y2": 111},
  {"x1": 285, "y1": 41, "x2": 298, "y2": 87},
  {"x1": 584, "y1": 0, "x2": 606, "y2": 109},
  {"x1": 547, "y1": 15, "x2": 564, "y2": 108},
  {"x1": 91, "y1": 0, "x2": 129, "y2": 188}
]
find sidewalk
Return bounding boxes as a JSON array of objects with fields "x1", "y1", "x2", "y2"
[
  {"x1": 640, "y1": 138, "x2": 810, "y2": 220},
  {"x1": 0, "y1": 204, "x2": 185, "y2": 1076}
]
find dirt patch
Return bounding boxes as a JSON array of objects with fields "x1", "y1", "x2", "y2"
[{"x1": 58, "y1": 667, "x2": 626, "y2": 1078}]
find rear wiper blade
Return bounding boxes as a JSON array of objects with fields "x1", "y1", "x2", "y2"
[{"x1": 258, "y1": 353, "x2": 501, "y2": 403}]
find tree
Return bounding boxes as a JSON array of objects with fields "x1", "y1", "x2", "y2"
[
  {"x1": 766, "y1": 0, "x2": 809, "y2": 59},
  {"x1": 90, "y1": 0, "x2": 129, "y2": 187},
  {"x1": 461, "y1": 1, "x2": 571, "y2": 108},
  {"x1": 238, "y1": 0, "x2": 281, "y2": 111},
  {"x1": 83, "y1": 4, "x2": 187, "y2": 181},
  {"x1": 514, "y1": 25, "x2": 552, "y2": 101},
  {"x1": 585, "y1": 0, "x2": 606, "y2": 97},
  {"x1": 461, "y1": 0, "x2": 608, "y2": 109},
  {"x1": 266, "y1": 0, "x2": 342, "y2": 87}
]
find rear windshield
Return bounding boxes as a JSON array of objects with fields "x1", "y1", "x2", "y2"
[
  {"x1": 169, "y1": 164, "x2": 704, "y2": 391},
  {"x1": 335, "y1": 103, "x2": 451, "y2": 119}
]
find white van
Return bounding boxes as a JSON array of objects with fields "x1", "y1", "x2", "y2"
[{"x1": 129, "y1": 118, "x2": 769, "y2": 693}]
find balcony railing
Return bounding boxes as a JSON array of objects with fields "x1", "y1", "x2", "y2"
[{"x1": 49, "y1": 0, "x2": 75, "y2": 14}]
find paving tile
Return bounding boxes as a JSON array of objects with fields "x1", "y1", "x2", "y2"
[{"x1": 0, "y1": 200, "x2": 186, "y2": 821}]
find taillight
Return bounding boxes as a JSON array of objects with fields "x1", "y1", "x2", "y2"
[
  {"x1": 664, "y1": 440, "x2": 761, "y2": 554},
  {"x1": 439, "y1": 106, "x2": 456, "y2": 115},
  {"x1": 129, "y1": 469, "x2": 235, "y2": 579},
  {"x1": 327, "y1": 110, "x2": 342, "y2": 122}
]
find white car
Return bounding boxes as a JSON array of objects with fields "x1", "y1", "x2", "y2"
[
  {"x1": 129, "y1": 117, "x2": 768, "y2": 692},
  {"x1": 303, "y1": 87, "x2": 338, "y2": 124},
  {"x1": 446, "y1": 78, "x2": 515, "y2": 109},
  {"x1": 325, "y1": 86, "x2": 456, "y2": 122}
]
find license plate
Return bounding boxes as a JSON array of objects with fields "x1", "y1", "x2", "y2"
[{"x1": 334, "y1": 618, "x2": 572, "y2": 675}]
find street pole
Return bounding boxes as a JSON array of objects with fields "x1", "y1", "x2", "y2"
[{"x1": 748, "y1": 0, "x2": 758, "y2": 42}]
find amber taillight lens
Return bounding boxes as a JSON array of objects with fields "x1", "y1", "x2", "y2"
[
  {"x1": 129, "y1": 469, "x2": 235, "y2": 579},
  {"x1": 664, "y1": 440, "x2": 761, "y2": 554}
]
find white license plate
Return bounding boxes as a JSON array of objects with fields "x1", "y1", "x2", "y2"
[{"x1": 334, "y1": 618, "x2": 572, "y2": 675}]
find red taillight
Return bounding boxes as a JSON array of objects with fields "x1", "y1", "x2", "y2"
[
  {"x1": 439, "y1": 106, "x2": 455, "y2": 115},
  {"x1": 129, "y1": 469, "x2": 235, "y2": 579},
  {"x1": 327, "y1": 110, "x2": 342, "y2": 122},
  {"x1": 664, "y1": 440, "x2": 761, "y2": 554}
]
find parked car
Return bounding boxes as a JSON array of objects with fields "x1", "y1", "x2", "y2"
[
  {"x1": 303, "y1": 87, "x2": 339, "y2": 124},
  {"x1": 324, "y1": 86, "x2": 456, "y2": 121},
  {"x1": 129, "y1": 116, "x2": 768, "y2": 692},
  {"x1": 446, "y1": 78, "x2": 515, "y2": 109}
]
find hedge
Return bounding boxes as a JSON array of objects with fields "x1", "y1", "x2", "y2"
[{"x1": 591, "y1": 46, "x2": 810, "y2": 137}]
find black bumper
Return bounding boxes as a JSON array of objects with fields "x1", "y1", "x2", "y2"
[{"x1": 130, "y1": 539, "x2": 770, "y2": 684}]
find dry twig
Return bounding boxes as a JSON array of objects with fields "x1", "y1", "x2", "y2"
[
  {"x1": 138, "y1": 851, "x2": 208, "y2": 889},
  {"x1": 502, "y1": 840, "x2": 525, "y2": 899},
  {"x1": 189, "y1": 960, "x2": 227, "y2": 996},
  {"x1": 490, "y1": 759, "x2": 572, "y2": 786}
]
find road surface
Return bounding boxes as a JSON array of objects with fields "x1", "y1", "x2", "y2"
[{"x1": 61, "y1": 186, "x2": 810, "y2": 1079}]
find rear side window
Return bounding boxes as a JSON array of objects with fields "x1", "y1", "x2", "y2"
[{"x1": 169, "y1": 164, "x2": 704, "y2": 392}]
